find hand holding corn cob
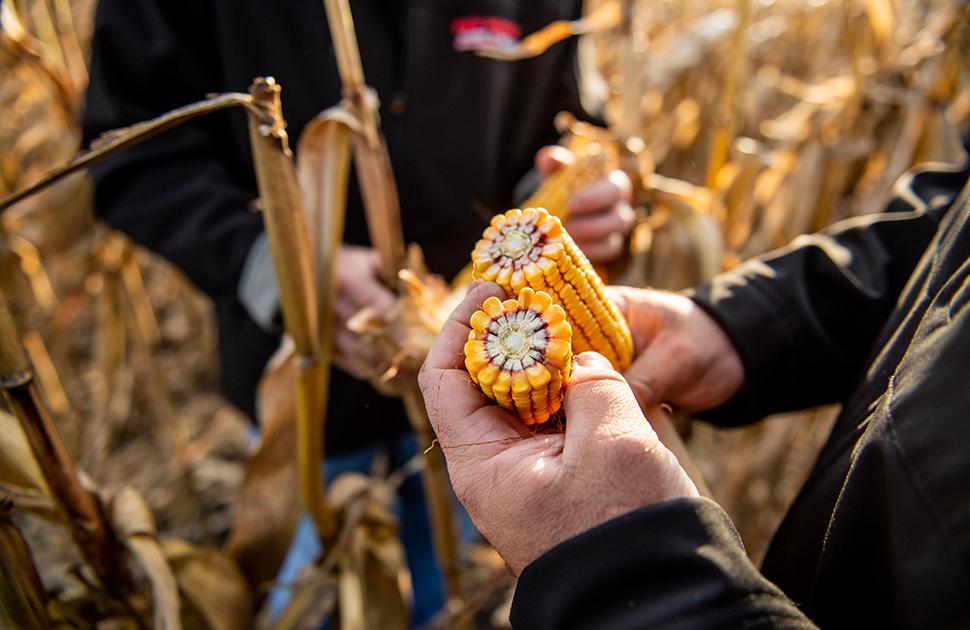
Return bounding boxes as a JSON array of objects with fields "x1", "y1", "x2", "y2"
[
  {"x1": 419, "y1": 281, "x2": 699, "y2": 574},
  {"x1": 462, "y1": 206, "x2": 638, "y2": 430},
  {"x1": 332, "y1": 245, "x2": 397, "y2": 380},
  {"x1": 606, "y1": 285, "x2": 745, "y2": 412}
]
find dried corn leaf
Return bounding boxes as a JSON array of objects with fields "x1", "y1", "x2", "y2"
[
  {"x1": 110, "y1": 486, "x2": 181, "y2": 630},
  {"x1": 344, "y1": 246, "x2": 463, "y2": 392},
  {"x1": 163, "y1": 537, "x2": 252, "y2": 630},
  {"x1": 225, "y1": 346, "x2": 301, "y2": 592},
  {"x1": 0, "y1": 0, "x2": 73, "y2": 106},
  {"x1": 270, "y1": 564, "x2": 338, "y2": 630},
  {"x1": 0, "y1": 408, "x2": 48, "y2": 492},
  {"x1": 473, "y1": 1, "x2": 621, "y2": 61},
  {"x1": 330, "y1": 473, "x2": 407, "y2": 630},
  {"x1": 0, "y1": 482, "x2": 58, "y2": 521}
]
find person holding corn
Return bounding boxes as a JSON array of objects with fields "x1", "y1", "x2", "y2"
[
  {"x1": 422, "y1": 151, "x2": 970, "y2": 627},
  {"x1": 81, "y1": 0, "x2": 635, "y2": 624}
]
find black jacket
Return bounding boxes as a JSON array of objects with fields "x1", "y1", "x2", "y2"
[
  {"x1": 82, "y1": 0, "x2": 588, "y2": 451},
  {"x1": 511, "y1": 158, "x2": 970, "y2": 628}
]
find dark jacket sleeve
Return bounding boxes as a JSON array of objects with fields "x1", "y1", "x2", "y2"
[
  {"x1": 690, "y1": 159, "x2": 970, "y2": 426},
  {"x1": 511, "y1": 498, "x2": 816, "y2": 629},
  {"x1": 82, "y1": 0, "x2": 263, "y2": 300}
]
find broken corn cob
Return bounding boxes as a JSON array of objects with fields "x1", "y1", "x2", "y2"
[
  {"x1": 524, "y1": 144, "x2": 611, "y2": 220},
  {"x1": 472, "y1": 208, "x2": 634, "y2": 371},
  {"x1": 464, "y1": 288, "x2": 573, "y2": 425}
]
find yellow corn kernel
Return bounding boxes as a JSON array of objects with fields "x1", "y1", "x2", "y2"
[
  {"x1": 471, "y1": 207, "x2": 633, "y2": 370},
  {"x1": 524, "y1": 144, "x2": 611, "y2": 220},
  {"x1": 464, "y1": 287, "x2": 572, "y2": 425}
]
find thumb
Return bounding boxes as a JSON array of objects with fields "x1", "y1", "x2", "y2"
[
  {"x1": 562, "y1": 352, "x2": 653, "y2": 451},
  {"x1": 535, "y1": 145, "x2": 575, "y2": 178}
]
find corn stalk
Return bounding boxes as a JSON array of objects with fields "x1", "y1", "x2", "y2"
[
  {"x1": 0, "y1": 496, "x2": 50, "y2": 629},
  {"x1": 0, "y1": 76, "x2": 342, "y2": 557},
  {"x1": 704, "y1": 0, "x2": 750, "y2": 189},
  {"x1": 321, "y1": 0, "x2": 405, "y2": 285},
  {"x1": 0, "y1": 288, "x2": 129, "y2": 592},
  {"x1": 318, "y1": 0, "x2": 469, "y2": 621},
  {"x1": 246, "y1": 77, "x2": 336, "y2": 545}
]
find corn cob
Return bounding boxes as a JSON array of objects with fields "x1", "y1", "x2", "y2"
[
  {"x1": 471, "y1": 207, "x2": 633, "y2": 371},
  {"x1": 464, "y1": 288, "x2": 573, "y2": 425},
  {"x1": 525, "y1": 143, "x2": 611, "y2": 220}
]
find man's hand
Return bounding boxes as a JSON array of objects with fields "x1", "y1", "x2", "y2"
[
  {"x1": 536, "y1": 146, "x2": 636, "y2": 265},
  {"x1": 608, "y1": 286, "x2": 745, "y2": 412},
  {"x1": 419, "y1": 282, "x2": 698, "y2": 575},
  {"x1": 333, "y1": 245, "x2": 396, "y2": 378}
]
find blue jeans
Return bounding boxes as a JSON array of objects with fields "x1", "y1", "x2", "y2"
[{"x1": 265, "y1": 433, "x2": 457, "y2": 627}]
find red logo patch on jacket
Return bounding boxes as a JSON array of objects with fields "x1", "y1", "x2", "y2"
[{"x1": 451, "y1": 16, "x2": 520, "y2": 52}]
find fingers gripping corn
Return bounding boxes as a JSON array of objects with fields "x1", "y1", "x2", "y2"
[
  {"x1": 471, "y1": 208, "x2": 633, "y2": 371},
  {"x1": 464, "y1": 288, "x2": 573, "y2": 425}
]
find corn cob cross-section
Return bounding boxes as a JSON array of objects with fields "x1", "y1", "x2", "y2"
[
  {"x1": 472, "y1": 208, "x2": 633, "y2": 371},
  {"x1": 464, "y1": 288, "x2": 573, "y2": 425}
]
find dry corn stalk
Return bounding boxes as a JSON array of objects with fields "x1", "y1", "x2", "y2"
[
  {"x1": 245, "y1": 77, "x2": 336, "y2": 546},
  {"x1": 321, "y1": 0, "x2": 405, "y2": 284},
  {"x1": 319, "y1": 0, "x2": 469, "y2": 619},
  {"x1": 465, "y1": 288, "x2": 573, "y2": 425},
  {"x1": 0, "y1": 497, "x2": 50, "y2": 629},
  {"x1": 472, "y1": 207, "x2": 633, "y2": 370},
  {"x1": 0, "y1": 75, "x2": 339, "y2": 601},
  {"x1": 0, "y1": 288, "x2": 130, "y2": 591}
]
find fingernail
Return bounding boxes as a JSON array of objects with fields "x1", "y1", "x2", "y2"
[{"x1": 575, "y1": 352, "x2": 614, "y2": 370}]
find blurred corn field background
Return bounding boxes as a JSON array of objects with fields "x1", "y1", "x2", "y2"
[{"x1": 0, "y1": 0, "x2": 967, "y2": 627}]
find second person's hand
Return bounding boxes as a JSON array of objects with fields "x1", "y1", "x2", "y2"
[
  {"x1": 333, "y1": 244, "x2": 396, "y2": 378},
  {"x1": 535, "y1": 146, "x2": 636, "y2": 266},
  {"x1": 607, "y1": 286, "x2": 746, "y2": 412}
]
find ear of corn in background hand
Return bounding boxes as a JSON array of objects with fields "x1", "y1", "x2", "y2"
[
  {"x1": 464, "y1": 287, "x2": 572, "y2": 425},
  {"x1": 524, "y1": 143, "x2": 613, "y2": 220},
  {"x1": 471, "y1": 207, "x2": 633, "y2": 371}
]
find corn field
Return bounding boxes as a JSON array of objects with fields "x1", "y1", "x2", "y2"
[{"x1": 0, "y1": 0, "x2": 967, "y2": 627}]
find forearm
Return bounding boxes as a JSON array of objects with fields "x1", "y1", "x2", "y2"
[
  {"x1": 691, "y1": 160, "x2": 969, "y2": 426},
  {"x1": 511, "y1": 498, "x2": 816, "y2": 629}
]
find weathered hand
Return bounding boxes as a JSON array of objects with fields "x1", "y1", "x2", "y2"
[
  {"x1": 607, "y1": 286, "x2": 745, "y2": 412},
  {"x1": 419, "y1": 282, "x2": 698, "y2": 575},
  {"x1": 536, "y1": 146, "x2": 636, "y2": 265},
  {"x1": 333, "y1": 245, "x2": 396, "y2": 378}
]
